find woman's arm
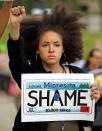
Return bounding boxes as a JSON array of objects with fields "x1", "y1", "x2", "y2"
[
  {"x1": 7, "y1": 37, "x2": 26, "y2": 87},
  {"x1": 0, "y1": 1, "x2": 13, "y2": 38},
  {"x1": 7, "y1": 6, "x2": 28, "y2": 88}
]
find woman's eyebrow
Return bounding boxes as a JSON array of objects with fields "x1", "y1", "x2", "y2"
[
  {"x1": 42, "y1": 41, "x2": 61, "y2": 43},
  {"x1": 54, "y1": 41, "x2": 61, "y2": 43}
]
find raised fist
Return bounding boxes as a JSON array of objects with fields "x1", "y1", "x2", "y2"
[
  {"x1": 10, "y1": 6, "x2": 26, "y2": 25},
  {"x1": 9, "y1": 6, "x2": 26, "y2": 40}
]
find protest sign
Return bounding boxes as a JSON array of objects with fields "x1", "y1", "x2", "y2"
[{"x1": 21, "y1": 73, "x2": 95, "y2": 122}]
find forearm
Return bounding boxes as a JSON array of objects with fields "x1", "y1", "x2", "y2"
[
  {"x1": 10, "y1": 24, "x2": 20, "y2": 40},
  {"x1": 0, "y1": 1, "x2": 13, "y2": 37}
]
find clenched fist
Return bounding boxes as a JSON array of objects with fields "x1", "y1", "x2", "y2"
[{"x1": 9, "y1": 6, "x2": 26, "y2": 40}]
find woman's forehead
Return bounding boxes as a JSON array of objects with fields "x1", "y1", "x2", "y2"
[{"x1": 40, "y1": 31, "x2": 63, "y2": 39}]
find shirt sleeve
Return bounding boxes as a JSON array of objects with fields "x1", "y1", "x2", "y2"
[{"x1": 7, "y1": 36, "x2": 29, "y2": 88}]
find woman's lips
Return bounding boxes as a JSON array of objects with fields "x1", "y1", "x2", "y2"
[
  {"x1": 47, "y1": 55, "x2": 56, "y2": 58},
  {"x1": 48, "y1": 55, "x2": 56, "y2": 57}
]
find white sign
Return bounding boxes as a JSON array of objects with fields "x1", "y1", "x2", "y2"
[{"x1": 21, "y1": 73, "x2": 95, "y2": 122}]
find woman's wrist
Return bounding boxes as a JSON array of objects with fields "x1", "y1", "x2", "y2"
[{"x1": 10, "y1": 24, "x2": 20, "y2": 40}]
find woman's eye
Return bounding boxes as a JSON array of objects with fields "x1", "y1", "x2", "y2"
[
  {"x1": 54, "y1": 44, "x2": 61, "y2": 47},
  {"x1": 42, "y1": 44, "x2": 48, "y2": 47}
]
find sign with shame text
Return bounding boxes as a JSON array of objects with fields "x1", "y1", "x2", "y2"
[{"x1": 21, "y1": 73, "x2": 95, "y2": 122}]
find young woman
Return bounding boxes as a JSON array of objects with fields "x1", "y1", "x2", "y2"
[{"x1": 7, "y1": 4, "x2": 100, "y2": 131}]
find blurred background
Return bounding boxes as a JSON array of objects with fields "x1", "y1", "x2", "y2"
[{"x1": 0, "y1": 0, "x2": 102, "y2": 131}]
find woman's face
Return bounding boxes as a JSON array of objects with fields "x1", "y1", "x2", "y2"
[
  {"x1": 37, "y1": 31, "x2": 64, "y2": 65},
  {"x1": 89, "y1": 51, "x2": 102, "y2": 68}
]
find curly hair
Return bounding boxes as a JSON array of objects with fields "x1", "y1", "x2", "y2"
[{"x1": 20, "y1": 2, "x2": 84, "y2": 65}]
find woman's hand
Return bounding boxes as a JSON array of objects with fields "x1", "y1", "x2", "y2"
[
  {"x1": 91, "y1": 84, "x2": 100, "y2": 102},
  {"x1": 9, "y1": 6, "x2": 26, "y2": 40}
]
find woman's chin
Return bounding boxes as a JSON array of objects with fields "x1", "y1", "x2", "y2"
[{"x1": 45, "y1": 60, "x2": 58, "y2": 65}]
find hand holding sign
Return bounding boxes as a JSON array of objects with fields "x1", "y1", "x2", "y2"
[{"x1": 91, "y1": 84, "x2": 100, "y2": 102}]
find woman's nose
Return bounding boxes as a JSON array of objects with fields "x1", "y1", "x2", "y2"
[{"x1": 49, "y1": 45, "x2": 54, "y2": 53}]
